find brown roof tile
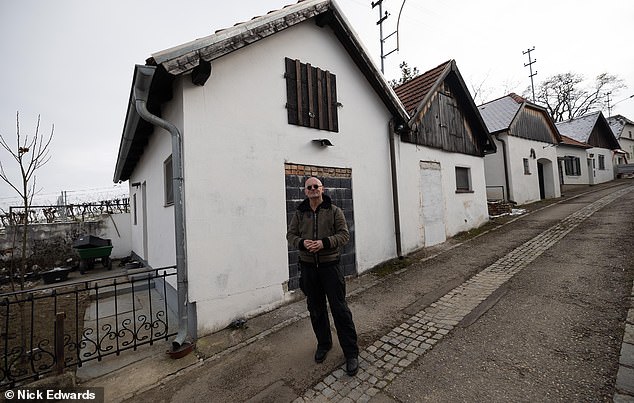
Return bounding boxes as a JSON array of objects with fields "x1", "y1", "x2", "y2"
[
  {"x1": 560, "y1": 135, "x2": 590, "y2": 148},
  {"x1": 393, "y1": 60, "x2": 452, "y2": 115}
]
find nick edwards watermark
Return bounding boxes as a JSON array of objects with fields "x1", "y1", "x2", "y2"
[{"x1": 4, "y1": 387, "x2": 104, "y2": 402}]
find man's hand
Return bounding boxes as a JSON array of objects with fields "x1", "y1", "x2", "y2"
[{"x1": 303, "y1": 239, "x2": 324, "y2": 253}]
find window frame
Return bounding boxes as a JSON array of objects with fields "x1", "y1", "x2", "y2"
[
  {"x1": 563, "y1": 156, "x2": 581, "y2": 176},
  {"x1": 598, "y1": 154, "x2": 605, "y2": 170},
  {"x1": 132, "y1": 193, "x2": 138, "y2": 225},
  {"x1": 523, "y1": 158, "x2": 531, "y2": 175},
  {"x1": 164, "y1": 155, "x2": 174, "y2": 206},
  {"x1": 455, "y1": 166, "x2": 472, "y2": 193}
]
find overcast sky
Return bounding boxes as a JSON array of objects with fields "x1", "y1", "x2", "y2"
[{"x1": 1, "y1": 0, "x2": 633, "y2": 209}]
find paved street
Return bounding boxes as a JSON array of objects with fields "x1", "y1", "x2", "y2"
[
  {"x1": 299, "y1": 185, "x2": 633, "y2": 402},
  {"x1": 85, "y1": 180, "x2": 634, "y2": 402}
]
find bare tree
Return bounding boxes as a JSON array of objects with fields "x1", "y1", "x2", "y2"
[
  {"x1": 469, "y1": 71, "x2": 493, "y2": 106},
  {"x1": 389, "y1": 61, "x2": 420, "y2": 88},
  {"x1": 525, "y1": 72, "x2": 625, "y2": 122},
  {"x1": 0, "y1": 112, "x2": 54, "y2": 291},
  {"x1": 469, "y1": 72, "x2": 522, "y2": 106}
]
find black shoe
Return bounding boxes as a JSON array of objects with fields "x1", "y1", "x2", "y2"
[
  {"x1": 314, "y1": 346, "x2": 331, "y2": 363},
  {"x1": 346, "y1": 356, "x2": 359, "y2": 376}
]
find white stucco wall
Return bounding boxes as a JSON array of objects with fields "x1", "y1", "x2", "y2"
[
  {"x1": 128, "y1": 91, "x2": 184, "y2": 270},
  {"x1": 396, "y1": 143, "x2": 489, "y2": 254},
  {"x1": 588, "y1": 147, "x2": 615, "y2": 184},
  {"x1": 557, "y1": 145, "x2": 591, "y2": 185},
  {"x1": 483, "y1": 137, "x2": 507, "y2": 200},
  {"x1": 176, "y1": 22, "x2": 398, "y2": 334},
  {"x1": 126, "y1": 20, "x2": 496, "y2": 336},
  {"x1": 485, "y1": 134, "x2": 560, "y2": 205},
  {"x1": 618, "y1": 125, "x2": 634, "y2": 161},
  {"x1": 100, "y1": 212, "x2": 132, "y2": 259}
]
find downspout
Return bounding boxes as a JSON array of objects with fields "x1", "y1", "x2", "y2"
[
  {"x1": 388, "y1": 120, "x2": 403, "y2": 258},
  {"x1": 133, "y1": 65, "x2": 190, "y2": 351},
  {"x1": 495, "y1": 133, "x2": 515, "y2": 204}
]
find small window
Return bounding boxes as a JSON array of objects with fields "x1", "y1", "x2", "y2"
[
  {"x1": 455, "y1": 167, "x2": 471, "y2": 192},
  {"x1": 523, "y1": 158, "x2": 531, "y2": 175},
  {"x1": 629, "y1": 130, "x2": 632, "y2": 139},
  {"x1": 598, "y1": 154, "x2": 605, "y2": 170},
  {"x1": 564, "y1": 156, "x2": 581, "y2": 176},
  {"x1": 164, "y1": 156, "x2": 174, "y2": 206},
  {"x1": 133, "y1": 194, "x2": 137, "y2": 225},
  {"x1": 285, "y1": 58, "x2": 338, "y2": 132}
]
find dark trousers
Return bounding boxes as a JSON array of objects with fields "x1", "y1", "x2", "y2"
[{"x1": 300, "y1": 262, "x2": 358, "y2": 358}]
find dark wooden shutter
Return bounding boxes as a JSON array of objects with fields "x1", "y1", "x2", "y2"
[
  {"x1": 285, "y1": 57, "x2": 338, "y2": 132},
  {"x1": 285, "y1": 58, "x2": 299, "y2": 126}
]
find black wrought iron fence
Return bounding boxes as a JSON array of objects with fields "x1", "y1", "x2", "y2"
[{"x1": 0, "y1": 267, "x2": 176, "y2": 389}]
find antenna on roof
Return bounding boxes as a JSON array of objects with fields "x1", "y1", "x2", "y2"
[
  {"x1": 372, "y1": 0, "x2": 408, "y2": 74},
  {"x1": 522, "y1": 46, "x2": 537, "y2": 102}
]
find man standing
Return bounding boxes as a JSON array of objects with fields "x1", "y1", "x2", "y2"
[{"x1": 287, "y1": 177, "x2": 359, "y2": 376}]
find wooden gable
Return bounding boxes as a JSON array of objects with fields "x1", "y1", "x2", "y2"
[
  {"x1": 510, "y1": 104, "x2": 560, "y2": 144},
  {"x1": 588, "y1": 116, "x2": 621, "y2": 149},
  {"x1": 402, "y1": 83, "x2": 481, "y2": 155},
  {"x1": 395, "y1": 61, "x2": 492, "y2": 157}
]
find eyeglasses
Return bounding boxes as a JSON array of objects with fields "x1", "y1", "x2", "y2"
[{"x1": 306, "y1": 185, "x2": 322, "y2": 190}]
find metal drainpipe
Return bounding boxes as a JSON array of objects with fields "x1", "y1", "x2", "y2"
[
  {"x1": 388, "y1": 120, "x2": 403, "y2": 258},
  {"x1": 133, "y1": 65, "x2": 190, "y2": 350},
  {"x1": 495, "y1": 134, "x2": 515, "y2": 204}
]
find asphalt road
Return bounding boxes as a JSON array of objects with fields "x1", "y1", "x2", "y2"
[{"x1": 127, "y1": 181, "x2": 634, "y2": 402}]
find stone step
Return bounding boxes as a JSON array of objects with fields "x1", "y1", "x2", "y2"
[{"x1": 88, "y1": 279, "x2": 155, "y2": 300}]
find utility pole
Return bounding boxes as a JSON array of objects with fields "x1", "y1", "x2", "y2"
[
  {"x1": 523, "y1": 46, "x2": 537, "y2": 102},
  {"x1": 371, "y1": 0, "x2": 389, "y2": 73},
  {"x1": 608, "y1": 94, "x2": 634, "y2": 117}
]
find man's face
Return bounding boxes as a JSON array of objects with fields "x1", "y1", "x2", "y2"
[{"x1": 304, "y1": 178, "x2": 324, "y2": 199}]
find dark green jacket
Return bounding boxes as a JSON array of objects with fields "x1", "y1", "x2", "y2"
[{"x1": 286, "y1": 194, "x2": 349, "y2": 266}]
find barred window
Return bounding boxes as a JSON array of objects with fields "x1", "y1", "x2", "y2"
[{"x1": 285, "y1": 58, "x2": 338, "y2": 132}]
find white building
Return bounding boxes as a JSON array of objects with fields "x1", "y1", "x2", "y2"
[
  {"x1": 607, "y1": 114, "x2": 634, "y2": 165},
  {"x1": 478, "y1": 94, "x2": 561, "y2": 205},
  {"x1": 556, "y1": 112, "x2": 621, "y2": 186},
  {"x1": 393, "y1": 60, "x2": 496, "y2": 249},
  {"x1": 112, "y1": 0, "x2": 494, "y2": 338},
  {"x1": 557, "y1": 135, "x2": 592, "y2": 187}
]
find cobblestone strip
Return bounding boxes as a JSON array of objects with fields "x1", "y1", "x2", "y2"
[{"x1": 295, "y1": 187, "x2": 633, "y2": 402}]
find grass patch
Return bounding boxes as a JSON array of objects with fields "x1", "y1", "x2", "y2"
[
  {"x1": 452, "y1": 221, "x2": 499, "y2": 241},
  {"x1": 371, "y1": 257, "x2": 413, "y2": 277}
]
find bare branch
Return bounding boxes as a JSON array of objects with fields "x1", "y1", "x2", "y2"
[
  {"x1": 0, "y1": 111, "x2": 54, "y2": 290},
  {"x1": 533, "y1": 72, "x2": 624, "y2": 122}
]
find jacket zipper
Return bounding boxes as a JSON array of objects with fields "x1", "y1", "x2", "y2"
[{"x1": 313, "y1": 209, "x2": 320, "y2": 267}]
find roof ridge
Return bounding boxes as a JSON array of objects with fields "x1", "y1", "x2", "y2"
[{"x1": 393, "y1": 60, "x2": 452, "y2": 91}]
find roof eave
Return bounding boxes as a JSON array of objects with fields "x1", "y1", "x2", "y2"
[
  {"x1": 328, "y1": 0, "x2": 408, "y2": 124},
  {"x1": 113, "y1": 0, "x2": 411, "y2": 181},
  {"x1": 113, "y1": 67, "x2": 144, "y2": 183},
  {"x1": 150, "y1": 0, "x2": 407, "y2": 123},
  {"x1": 152, "y1": 0, "x2": 331, "y2": 76},
  {"x1": 407, "y1": 60, "x2": 495, "y2": 154},
  {"x1": 407, "y1": 61, "x2": 453, "y2": 126}
]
